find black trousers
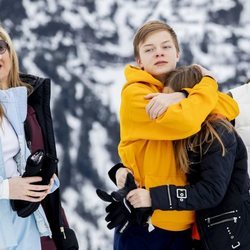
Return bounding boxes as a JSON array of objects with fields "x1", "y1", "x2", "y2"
[{"x1": 113, "y1": 224, "x2": 192, "y2": 250}]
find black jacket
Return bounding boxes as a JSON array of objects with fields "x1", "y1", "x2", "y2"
[
  {"x1": 150, "y1": 124, "x2": 250, "y2": 250},
  {"x1": 20, "y1": 73, "x2": 78, "y2": 249}
]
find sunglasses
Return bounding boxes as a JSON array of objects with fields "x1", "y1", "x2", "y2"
[{"x1": 0, "y1": 40, "x2": 9, "y2": 55}]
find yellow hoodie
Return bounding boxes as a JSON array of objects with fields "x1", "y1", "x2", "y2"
[{"x1": 118, "y1": 65, "x2": 239, "y2": 231}]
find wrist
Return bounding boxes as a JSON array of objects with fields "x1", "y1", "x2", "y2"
[
  {"x1": 0, "y1": 179, "x2": 9, "y2": 199},
  {"x1": 179, "y1": 89, "x2": 188, "y2": 98},
  {"x1": 108, "y1": 163, "x2": 125, "y2": 185},
  {"x1": 150, "y1": 185, "x2": 170, "y2": 210}
]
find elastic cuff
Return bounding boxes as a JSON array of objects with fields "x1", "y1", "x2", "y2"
[
  {"x1": 50, "y1": 175, "x2": 60, "y2": 193},
  {"x1": 0, "y1": 179, "x2": 9, "y2": 199},
  {"x1": 230, "y1": 119, "x2": 235, "y2": 127},
  {"x1": 108, "y1": 163, "x2": 125, "y2": 185},
  {"x1": 179, "y1": 89, "x2": 189, "y2": 97},
  {"x1": 150, "y1": 185, "x2": 171, "y2": 210}
]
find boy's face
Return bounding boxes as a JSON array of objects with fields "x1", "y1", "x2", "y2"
[{"x1": 137, "y1": 30, "x2": 180, "y2": 82}]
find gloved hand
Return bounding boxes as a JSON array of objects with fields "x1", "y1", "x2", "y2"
[
  {"x1": 135, "y1": 207, "x2": 153, "y2": 226},
  {"x1": 11, "y1": 149, "x2": 57, "y2": 218},
  {"x1": 97, "y1": 173, "x2": 137, "y2": 233},
  {"x1": 97, "y1": 173, "x2": 153, "y2": 233},
  {"x1": 105, "y1": 196, "x2": 135, "y2": 233},
  {"x1": 111, "y1": 172, "x2": 137, "y2": 201}
]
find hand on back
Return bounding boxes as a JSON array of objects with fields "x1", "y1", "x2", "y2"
[{"x1": 192, "y1": 64, "x2": 216, "y2": 79}]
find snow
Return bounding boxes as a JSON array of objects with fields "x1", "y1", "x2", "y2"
[
  {"x1": 2, "y1": 0, "x2": 250, "y2": 249},
  {"x1": 89, "y1": 121, "x2": 114, "y2": 182}
]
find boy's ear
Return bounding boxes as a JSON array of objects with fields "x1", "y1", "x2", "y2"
[
  {"x1": 136, "y1": 57, "x2": 143, "y2": 69},
  {"x1": 176, "y1": 52, "x2": 180, "y2": 62}
]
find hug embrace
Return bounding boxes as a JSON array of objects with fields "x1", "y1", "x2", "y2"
[{"x1": 97, "y1": 20, "x2": 250, "y2": 250}]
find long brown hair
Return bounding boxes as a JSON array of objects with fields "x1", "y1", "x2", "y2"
[
  {"x1": 164, "y1": 65, "x2": 234, "y2": 173},
  {"x1": 0, "y1": 26, "x2": 32, "y2": 120}
]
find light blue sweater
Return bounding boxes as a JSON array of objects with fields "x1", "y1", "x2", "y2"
[{"x1": 0, "y1": 87, "x2": 56, "y2": 249}]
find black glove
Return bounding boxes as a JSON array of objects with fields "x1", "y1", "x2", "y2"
[
  {"x1": 110, "y1": 172, "x2": 137, "y2": 202},
  {"x1": 105, "y1": 196, "x2": 135, "y2": 233},
  {"x1": 105, "y1": 199, "x2": 152, "y2": 232},
  {"x1": 135, "y1": 207, "x2": 153, "y2": 226},
  {"x1": 97, "y1": 173, "x2": 152, "y2": 232},
  {"x1": 109, "y1": 173, "x2": 152, "y2": 227},
  {"x1": 96, "y1": 173, "x2": 137, "y2": 233},
  {"x1": 11, "y1": 150, "x2": 57, "y2": 218}
]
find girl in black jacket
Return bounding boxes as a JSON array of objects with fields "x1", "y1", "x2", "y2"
[{"x1": 127, "y1": 65, "x2": 250, "y2": 250}]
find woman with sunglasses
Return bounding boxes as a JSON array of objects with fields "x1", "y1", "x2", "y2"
[{"x1": 0, "y1": 26, "x2": 57, "y2": 250}]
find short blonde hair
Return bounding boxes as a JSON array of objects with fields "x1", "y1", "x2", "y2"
[{"x1": 133, "y1": 20, "x2": 180, "y2": 59}]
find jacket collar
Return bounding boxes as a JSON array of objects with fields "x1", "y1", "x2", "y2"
[
  {"x1": 123, "y1": 64, "x2": 164, "y2": 91},
  {"x1": 0, "y1": 87, "x2": 27, "y2": 134}
]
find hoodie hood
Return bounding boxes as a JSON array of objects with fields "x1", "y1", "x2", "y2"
[{"x1": 123, "y1": 64, "x2": 164, "y2": 92}]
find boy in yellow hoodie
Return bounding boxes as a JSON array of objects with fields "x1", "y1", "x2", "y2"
[{"x1": 113, "y1": 20, "x2": 238, "y2": 250}]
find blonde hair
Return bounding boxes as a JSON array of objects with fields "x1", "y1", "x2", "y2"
[
  {"x1": 0, "y1": 26, "x2": 32, "y2": 119},
  {"x1": 164, "y1": 65, "x2": 234, "y2": 173},
  {"x1": 133, "y1": 20, "x2": 180, "y2": 59}
]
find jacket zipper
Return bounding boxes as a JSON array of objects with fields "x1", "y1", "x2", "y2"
[
  {"x1": 60, "y1": 226, "x2": 66, "y2": 239},
  {"x1": 167, "y1": 185, "x2": 172, "y2": 209},
  {"x1": 207, "y1": 217, "x2": 238, "y2": 227},
  {"x1": 205, "y1": 210, "x2": 237, "y2": 224}
]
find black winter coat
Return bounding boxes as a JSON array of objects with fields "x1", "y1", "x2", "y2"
[
  {"x1": 150, "y1": 124, "x2": 250, "y2": 250},
  {"x1": 20, "y1": 74, "x2": 77, "y2": 249}
]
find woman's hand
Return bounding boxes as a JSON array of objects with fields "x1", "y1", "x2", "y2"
[
  {"x1": 145, "y1": 92, "x2": 186, "y2": 119},
  {"x1": 8, "y1": 176, "x2": 52, "y2": 202},
  {"x1": 115, "y1": 168, "x2": 134, "y2": 188},
  {"x1": 126, "y1": 188, "x2": 152, "y2": 208}
]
